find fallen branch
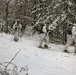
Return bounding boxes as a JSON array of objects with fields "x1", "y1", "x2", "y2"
[{"x1": 5, "y1": 49, "x2": 21, "y2": 72}]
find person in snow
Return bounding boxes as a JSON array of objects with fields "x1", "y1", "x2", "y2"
[
  {"x1": 38, "y1": 21, "x2": 50, "y2": 48},
  {"x1": 13, "y1": 20, "x2": 22, "y2": 41},
  {"x1": 64, "y1": 23, "x2": 76, "y2": 53}
]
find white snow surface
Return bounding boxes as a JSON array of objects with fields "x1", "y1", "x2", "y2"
[{"x1": 0, "y1": 33, "x2": 76, "y2": 75}]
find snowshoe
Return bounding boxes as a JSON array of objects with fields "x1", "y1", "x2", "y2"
[
  {"x1": 74, "y1": 50, "x2": 76, "y2": 54},
  {"x1": 44, "y1": 45, "x2": 48, "y2": 49},
  {"x1": 38, "y1": 45, "x2": 51, "y2": 50},
  {"x1": 63, "y1": 50, "x2": 70, "y2": 53},
  {"x1": 38, "y1": 46, "x2": 43, "y2": 48},
  {"x1": 14, "y1": 38, "x2": 19, "y2": 42}
]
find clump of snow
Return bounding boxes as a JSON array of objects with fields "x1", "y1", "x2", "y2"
[{"x1": 0, "y1": 33, "x2": 76, "y2": 75}]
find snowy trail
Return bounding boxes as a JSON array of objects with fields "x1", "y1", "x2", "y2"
[{"x1": 0, "y1": 33, "x2": 76, "y2": 75}]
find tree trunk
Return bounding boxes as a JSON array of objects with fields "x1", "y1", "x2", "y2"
[{"x1": 5, "y1": 2, "x2": 9, "y2": 34}]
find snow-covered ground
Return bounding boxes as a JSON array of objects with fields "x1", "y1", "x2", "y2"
[{"x1": 0, "y1": 33, "x2": 76, "y2": 75}]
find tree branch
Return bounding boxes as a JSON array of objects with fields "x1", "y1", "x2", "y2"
[{"x1": 5, "y1": 49, "x2": 21, "y2": 72}]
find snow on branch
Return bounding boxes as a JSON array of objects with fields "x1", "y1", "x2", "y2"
[
  {"x1": 46, "y1": 15, "x2": 52, "y2": 20},
  {"x1": 31, "y1": 8, "x2": 42, "y2": 14},
  {"x1": 32, "y1": 3, "x2": 47, "y2": 10},
  {"x1": 24, "y1": 16, "x2": 36, "y2": 21},
  {"x1": 54, "y1": 3, "x2": 60, "y2": 9},
  {"x1": 68, "y1": 8, "x2": 76, "y2": 17},
  {"x1": 65, "y1": 0, "x2": 73, "y2": 6}
]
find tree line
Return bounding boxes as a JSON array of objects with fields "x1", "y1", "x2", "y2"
[{"x1": 0, "y1": 0, "x2": 76, "y2": 44}]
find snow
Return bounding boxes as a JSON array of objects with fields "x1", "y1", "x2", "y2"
[{"x1": 0, "y1": 33, "x2": 76, "y2": 75}]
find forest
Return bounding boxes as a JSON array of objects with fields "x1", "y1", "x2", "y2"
[
  {"x1": 0, "y1": 0, "x2": 76, "y2": 44},
  {"x1": 0, "y1": 0, "x2": 76, "y2": 75}
]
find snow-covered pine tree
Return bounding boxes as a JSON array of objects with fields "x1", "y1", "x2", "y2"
[{"x1": 31, "y1": 0, "x2": 76, "y2": 44}]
